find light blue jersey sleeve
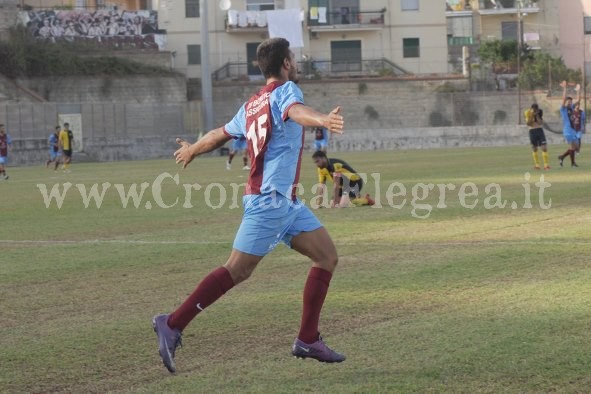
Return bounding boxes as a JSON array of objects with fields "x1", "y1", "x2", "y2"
[
  {"x1": 276, "y1": 81, "x2": 304, "y2": 121},
  {"x1": 224, "y1": 103, "x2": 246, "y2": 139}
]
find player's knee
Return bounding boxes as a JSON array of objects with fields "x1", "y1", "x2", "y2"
[
  {"x1": 319, "y1": 252, "x2": 338, "y2": 272},
  {"x1": 224, "y1": 260, "x2": 257, "y2": 284}
]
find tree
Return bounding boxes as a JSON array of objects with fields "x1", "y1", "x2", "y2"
[
  {"x1": 518, "y1": 51, "x2": 582, "y2": 90},
  {"x1": 478, "y1": 39, "x2": 532, "y2": 66}
]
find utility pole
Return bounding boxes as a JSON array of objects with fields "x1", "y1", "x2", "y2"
[
  {"x1": 200, "y1": 0, "x2": 214, "y2": 132},
  {"x1": 583, "y1": 14, "x2": 588, "y2": 119},
  {"x1": 517, "y1": 4, "x2": 522, "y2": 125}
]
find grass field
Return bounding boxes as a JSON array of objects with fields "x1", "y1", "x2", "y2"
[{"x1": 2, "y1": 145, "x2": 591, "y2": 393}]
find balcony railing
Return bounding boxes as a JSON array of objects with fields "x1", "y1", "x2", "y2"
[
  {"x1": 212, "y1": 58, "x2": 409, "y2": 82},
  {"x1": 308, "y1": 9, "x2": 386, "y2": 28},
  {"x1": 225, "y1": 10, "x2": 269, "y2": 32},
  {"x1": 478, "y1": 0, "x2": 539, "y2": 15}
]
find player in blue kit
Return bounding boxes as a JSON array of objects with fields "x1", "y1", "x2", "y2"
[
  {"x1": 558, "y1": 81, "x2": 580, "y2": 167},
  {"x1": 45, "y1": 126, "x2": 61, "y2": 171},
  {"x1": 226, "y1": 135, "x2": 250, "y2": 170},
  {"x1": 312, "y1": 126, "x2": 329, "y2": 152},
  {"x1": 152, "y1": 38, "x2": 346, "y2": 373}
]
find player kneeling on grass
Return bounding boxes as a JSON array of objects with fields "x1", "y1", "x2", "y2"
[
  {"x1": 152, "y1": 38, "x2": 346, "y2": 374},
  {"x1": 312, "y1": 150, "x2": 374, "y2": 208}
]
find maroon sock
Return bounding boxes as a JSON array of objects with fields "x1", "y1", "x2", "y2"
[
  {"x1": 569, "y1": 149, "x2": 575, "y2": 164},
  {"x1": 167, "y1": 267, "x2": 235, "y2": 331},
  {"x1": 298, "y1": 267, "x2": 333, "y2": 344}
]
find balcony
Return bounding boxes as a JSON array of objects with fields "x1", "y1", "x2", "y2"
[
  {"x1": 446, "y1": 0, "x2": 473, "y2": 17},
  {"x1": 212, "y1": 58, "x2": 409, "y2": 82},
  {"x1": 477, "y1": 0, "x2": 539, "y2": 15},
  {"x1": 308, "y1": 8, "x2": 386, "y2": 32},
  {"x1": 225, "y1": 10, "x2": 269, "y2": 33}
]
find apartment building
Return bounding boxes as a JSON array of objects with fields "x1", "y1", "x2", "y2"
[
  {"x1": 7, "y1": 0, "x2": 449, "y2": 78},
  {"x1": 446, "y1": 0, "x2": 591, "y2": 77},
  {"x1": 559, "y1": 0, "x2": 591, "y2": 76},
  {"x1": 156, "y1": 0, "x2": 449, "y2": 78}
]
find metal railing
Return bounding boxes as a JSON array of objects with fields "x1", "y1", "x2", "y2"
[
  {"x1": 308, "y1": 9, "x2": 385, "y2": 26},
  {"x1": 480, "y1": 0, "x2": 538, "y2": 10},
  {"x1": 212, "y1": 58, "x2": 409, "y2": 82}
]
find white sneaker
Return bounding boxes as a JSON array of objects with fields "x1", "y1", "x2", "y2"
[
  {"x1": 226, "y1": 161, "x2": 231, "y2": 170},
  {"x1": 242, "y1": 165, "x2": 250, "y2": 171}
]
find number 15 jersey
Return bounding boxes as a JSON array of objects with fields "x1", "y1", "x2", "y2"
[{"x1": 224, "y1": 80, "x2": 305, "y2": 199}]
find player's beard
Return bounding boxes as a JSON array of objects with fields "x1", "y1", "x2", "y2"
[{"x1": 289, "y1": 65, "x2": 299, "y2": 84}]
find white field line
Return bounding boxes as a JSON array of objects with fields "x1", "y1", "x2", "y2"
[
  {"x1": 0, "y1": 239, "x2": 590, "y2": 246},
  {"x1": 0, "y1": 239, "x2": 228, "y2": 245}
]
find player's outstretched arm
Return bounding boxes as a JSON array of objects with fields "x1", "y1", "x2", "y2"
[
  {"x1": 288, "y1": 105, "x2": 344, "y2": 134},
  {"x1": 174, "y1": 127, "x2": 231, "y2": 169},
  {"x1": 560, "y1": 80, "x2": 567, "y2": 106},
  {"x1": 575, "y1": 83, "x2": 581, "y2": 104}
]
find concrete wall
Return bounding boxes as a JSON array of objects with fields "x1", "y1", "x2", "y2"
[
  {"x1": 0, "y1": 101, "x2": 198, "y2": 166},
  {"x1": 9, "y1": 134, "x2": 193, "y2": 166},
  {"x1": 7, "y1": 123, "x2": 568, "y2": 167},
  {"x1": 17, "y1": 75, "x2": 186, "y2": 103},
  {"x1": 212, "y1": 78, "x2": 562, "y2": 130},
  {"x1": 1, "y1": 78, "x2": 573, "y2": 166},
  {"x1": 319, "y1": 125, "x2": 566, "y2": 152}
]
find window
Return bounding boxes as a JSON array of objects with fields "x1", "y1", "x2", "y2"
[
  {"x1": 187, "y1": 45, "x2": 201, "y2": 65},
  {"x1": 403, "y1": 38, "x2": 420, "y2": 58},
  {"x1": 186, "y1": 0, "x2": 200, "y2": 18},
  {"x1": 331, "y1": 40, "x2": 362, "y2": 72},
  {"x1": 246, "y1": 0, "x2": 274, "y2": 11},
  {"x1": 585, "y1": 16, "x2": 591, "y2": 34},
  {"x1": 501, "y1": 21, "x2": 523, "y2": 41},
  {"x1": 401, "y1": 0, "x2": 419, "y2": 11}
]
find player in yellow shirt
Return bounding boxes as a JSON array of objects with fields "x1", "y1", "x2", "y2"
[
  {"x1": 312, "y1": 150, "x2": 374, "y2": 208},
  {"x1": 524, "y1": 103, "x2": 550, "y2": 170},
  {"x1": 58, "y1": 122, "x2": 74, "y2": 172}
]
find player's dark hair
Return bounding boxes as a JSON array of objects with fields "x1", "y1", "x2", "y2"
[
  {"x1": 531, "y1": 103, "x2": 538, "y2": 110},
  {"x1": 64, "y1": 122, "x2": 69, "y2": 126},
  {"x1": 566, "y1": 96, "x2": 573, "y2": 101},
  {"x1": 257, "y1": 38, "x2": 291, "y2": 79},
  {"x1": 0, "y1": 124, "x2": 3, "y2": 128},
  {"x1": 312, "y1": 150, "x2": 327, "y2": 160},
  {"x1": 55, "y1": 126, "x2": 60, "y2": 130}
]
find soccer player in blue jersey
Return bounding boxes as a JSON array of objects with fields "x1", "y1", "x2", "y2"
[
  {"x1": 558, "y1": 81, "x2": 579, "y2": 167},
  {"x1": 45, "y1": 126, "x2": 61, "y2": 171},
  {"x1": 226, "y1": 135, "x2": 250, "y2": 170},
  {"x1": 311, "y1": 126, "x2": 329, "y2": 152},
  {"x1": 153, "y1": 38, "x2": 346, "y2": 373},
  {"x1": 0, "y1": 124, "x2": 12, "y2": 180}
]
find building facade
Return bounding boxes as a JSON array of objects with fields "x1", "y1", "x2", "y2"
[
  {"x1": 155, "y1": 0, "x2": 449, "y2": 79},
  {"x1": 558, "y1": 0, "x2": 591, "y2": 76},
  {"x1": 446, "y1": 0, "x2": 590, "y2": 79}
]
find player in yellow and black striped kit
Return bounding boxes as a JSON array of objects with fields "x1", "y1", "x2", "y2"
[{"x1": 312, "y1": 150, "x2": 374, "y2": 208}]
